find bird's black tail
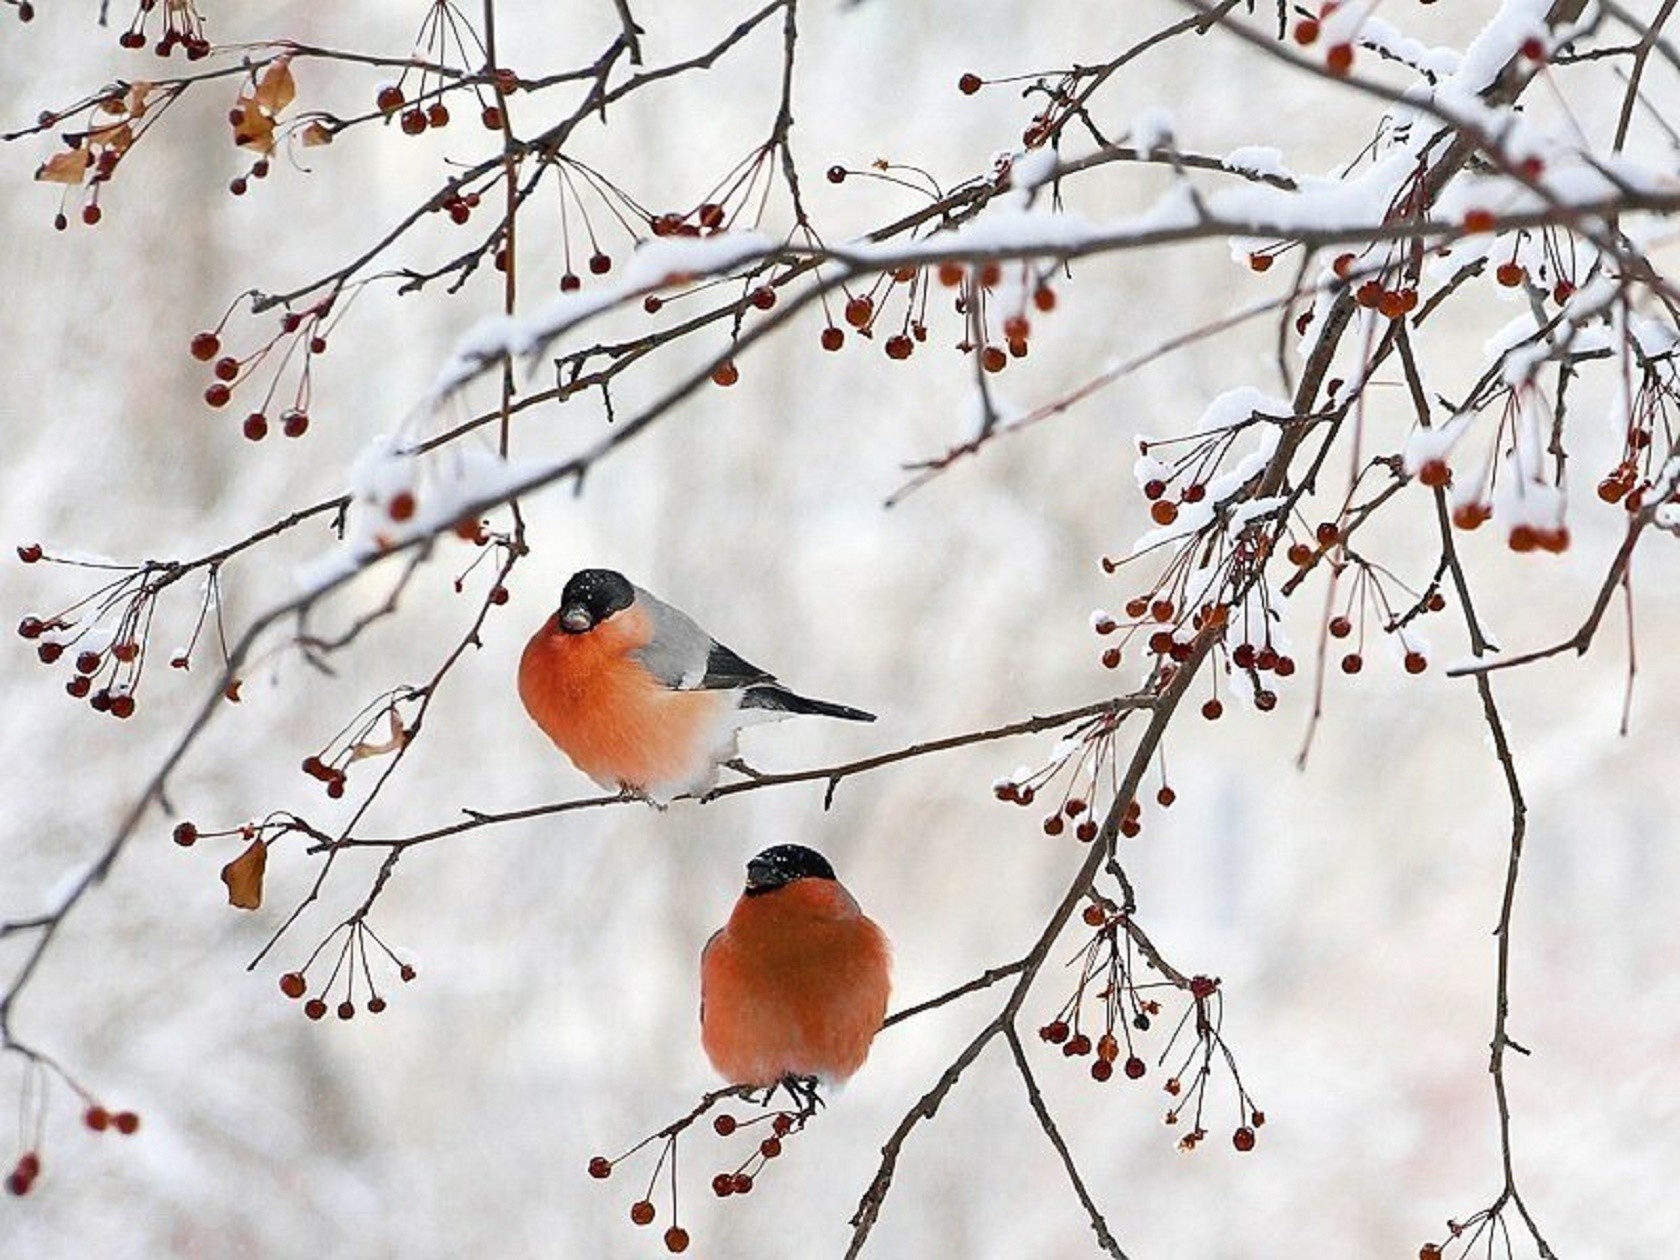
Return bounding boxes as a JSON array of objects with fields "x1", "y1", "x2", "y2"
[{"x1": 742, "y1": 684, "x2": 876, "y2": 722}]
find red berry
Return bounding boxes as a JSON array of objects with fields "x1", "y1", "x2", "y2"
[
  {"x1": 173, "y1": 821, "x2": 198, "y2": 847},
  {"x1": 376, "y1": 85, "x2": 405, "y2": 114},
  {"x1": 213, "y1": 356, "x2": 240, "y2": 382},
  {"x1": 587, "y1": 1156, "x2": 611, "y2": 1180},
  {"x1": 388, "y1": 491, "x2": 417, "y2": 522},
  {"x1": 112, "y1": 1111, "x2": 139, "y2": 1135},
  {"x1": 1328, "y1": 615, "x2": 1352, "y2": 638},
  {"x1": 190, "y1": 332, "x2": 221, "y2": 361},
  {"x1": 1040, "y1": 1019, "x2": 1070, "y2": 1044},
  {"x1": 630, "y1": 1200, "x2": 656, "y2": 1226},
  {"x1": 884, "y1": 333, "x2": 913, "y2": 360},
  {"x1": 664, "y1": 1227, "x2": 690, "y2": 1253},
  {"x1": 367, "y1": 996, "x2": 387, "y2": 1013},
  {"x1": 84, "y1": 1105, "x2": 111, "y2": 1131},
  {"x1": 6, "y1": 1171, "x2": 29, "y2": 1196},
  {"x1": 760, "y1": 1136, "x2": 782, "y2": 1159},
  {"x1": 820, "y1": 326, "x2": 844, "y2": 351},
  {"x1": 1124, "y1": 1056, "x2": 1146, "y2": 1080},
  {"x1": 242, "y1": 412, "x2": 269, "y2": 441},
  {"x1": 426, "y1": 102, "x2": 450, "y2": 128},
  {"x1": 1065, "y1": 1033, "x2": 1093, "y2": 1057},
  {"x1": 1150, "y1": 500, "x2": 1178, "y2": 526},
  {"x1": 1294, "y1": 18, "x2": 1320, "y2": 44},
  {"x1": 204, "y1": 383, "x2": 232, "y2": 408},
  {"x1": 826, "y1": 165, "x2": 846, "y2": 184},
  {"x1": 843, "y1": 295, "x2": 873, "y2": 327},
  {"x1": 83, "y1": 203, "x2": 102, "y2": 226},
  {"x1": 1201, "y1": 698, "x2": 1223, "y2": 720},
  {"x1": 711, "y1": 361, "x2": 739, "y2": 387},
  {"x1": 750, "y1": 286, "x2": 776, "y2": 310},
  {"x1": 1248, "y1": 252, "x2": 1274, "y2": 273},
  {"x1": 1496, "y1": 261, "x2": 1525, "y2": 287},
  {"x1": 1463, "y1": 208, "x2": 1496, "y2": 233},
  {"x1": 1326, "y1": 42, "x2": 1353, "y2": 75},
  {"x1": 958, "y1": 73, "x2": 982, "y2": 95},
  {"x1": 711, "y1": 1172, "x2": 734, "y2": 1197},
  {"x1": 1403, "y1": 651, "x2": 1427, "y2": 675},
  {"x1": 281, "y1": 409, "x2": 309, "y2": 438},
  {"x1": 589, "y1": 252, "x2": 612, "y2": 275},
  {"x1": 400, "y1": 963, "x2": 417, "y2": 982},
  {"x1": 1091, "y1": 1059, "x2": 1114, "y2": 1082},
  {"x1": 1233, "y1": 1126, "x2": 1256, "y2": 1151},
  {"x1": 732, "y1": 1173, "x2": 754, "y2": 1194},
  {"x1": 1033, "y1": 286, "x2": 1057, "y2": 312},
  {"x1": 1101, "y1": 647, "x2": 1121, "y2": 669},
  {"x1": 712, "y1": 1114, "x2": 737, "y2": 1136},
  {"x1": 482, "y1": 105, "x2": 504, "y2": 129},
  {"x1": 304, "y1": 998, "x2": 327, "y2": 1020},
  {"x1": 401, "y1": 108, "x2": 427, "y2": 135},
  {"x1": 1340, "y1": 653, "x2": 1363, "y2": 674},
  {"x1": 279, "y1": 972, "x2": 307, "y2": 999},
  {"x1": 560, "y1": 272, "x2": 581, "y2": 291}
]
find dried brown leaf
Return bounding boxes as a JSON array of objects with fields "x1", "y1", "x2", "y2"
[
  {"x1": 35, "y1": 147, "x2": 90, "y2": 185},
  {"x1": 254, "y1": 57, "x2": 296, "y2": 115},
  {"x1": 221, "y1": 839, "x2": 267, "y2": 910}
]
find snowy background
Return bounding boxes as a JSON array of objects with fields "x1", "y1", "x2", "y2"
[{"x1": 2, "y1": 1, "x2": 1678, "y2": 1256}]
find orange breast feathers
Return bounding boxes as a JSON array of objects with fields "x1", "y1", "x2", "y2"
[
  {"x1": 518, "y1": 602, "x2": 728, "y2": 798},
  {"x1": 700, "y1": 878, "x2": 892, "y2": 1087}
]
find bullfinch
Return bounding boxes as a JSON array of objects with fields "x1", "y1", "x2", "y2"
[
  {"x1": 518, "y1": 569, "x2": 875, "y2": 803},
  {"x1": 700, "y1": 844, "x2": 892, "y2": 1088}
]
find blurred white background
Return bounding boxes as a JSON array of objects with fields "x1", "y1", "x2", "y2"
[{"x1": 2, "y1": 1, "x2": 1678, "y2": 1256}]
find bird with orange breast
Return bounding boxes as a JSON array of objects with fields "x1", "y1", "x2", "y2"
[
  {"x1": 518, "y1": 569, "x2": 875, "y2": 803},
  {"x1": 700, "y1": 845, "x2": 892, "y2": 1092}
]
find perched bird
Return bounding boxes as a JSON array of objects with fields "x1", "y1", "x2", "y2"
[
  {"x1": 700, "y1": 845, "x2": 892, "y2": 1088},
  {"x1": 518, "y1": 569, "x2": 875, "y2": 803}
]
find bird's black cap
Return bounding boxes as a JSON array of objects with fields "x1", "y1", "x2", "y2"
[
  {"x1": 557, "y1": 568, "x2": 635, "y2": 633},
  {"x1": 744, "y1": 844, "x2": 837, "y2": 895}
]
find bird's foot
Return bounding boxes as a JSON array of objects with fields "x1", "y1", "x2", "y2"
[
  {"x1": 774, "y1": 1073, "x2": 825, "y2": 1120},
  {"x1": 617, "y1": 784, "x2": 667, "y2": 811},
  {"x1": 721, "y1": 757, "x2": 767, "y2": 781}
]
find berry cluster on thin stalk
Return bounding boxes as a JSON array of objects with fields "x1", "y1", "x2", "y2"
[
  {"x1": 191, "y1": 288, "x2": 353, "y2": 439},
  {"x1": 275, "y1": 919, "x2": 417, "y2": 1023},
  {"x1": 297, "y1": 687, "x2": 420, "y2": 800},
  {"x1": 4, "y1": 1050, "x2": 140, "y2": 1197},
  {"x1": 13, "y1": 546, "x2": 236, "y2": 718},
  {"x1": 374, "y1": 1, "x2": 513, "y2": 139},
  {"x1": 992, "y1": 714, "x2": 1176, "y2": 843},
  {"x1": 1417, "y1": 1199, "x2": 1536, "y2": 1260},
  {"x1": 1038, "y1": 898, "x2": 1262, "y2": 1154},
  {"x1": 115, "y1": 0, "x2": 209, "y2": 58},
  {"x1": 585, "y1": 1081, "x2": 822, "y2": 1254},
  {"x1": 31, "y1": 81, "x2": 182, "y2": 229}
]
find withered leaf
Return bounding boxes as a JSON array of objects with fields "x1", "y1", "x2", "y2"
[
  {"x1": 253, "y1": 58, "x2": 296, "y2": 115},
  {"x1": 232, "y1": 101, "x2": 276, "y2": 155},
  {"x1": 220, "y1": 839, "x2": 267, "y2": 910},
  {"x1": 35, "y1": 147, "x2": 90, "y2": 186},
  {"x1": 300, "y1": 120, "x2": 334, "y2": 148}
]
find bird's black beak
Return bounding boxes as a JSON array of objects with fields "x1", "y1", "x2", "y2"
[
  {"x1": 745, "y1": 857, "x2": 777, "y2": 892},
  {"x1": 559, "y1": 605, "x2": 593, "y2": 633}
]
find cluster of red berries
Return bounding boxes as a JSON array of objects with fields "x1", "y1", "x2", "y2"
[
  {"x1": 589, "y1": 1086, "x2": 821, "y2": 1252},
  {"x1": 5, "y1": 1104, "x2": 140, "y2": 1196},
  {"x1": 1291, "y1": 4, "x2": 1356, "y2": 76},
  {"x1": 189, "y1": 296, "x2": 332, "y2": 439},
  {"x1": 118, "y1": 0, "x2": 209, "y2": 59},
  {"x1": 275, "y1": 919, "x2": 416, "y2": 1022},
  {"x1": 5, "y1": 1152, "x2": 41, "y2": 1197},
  {"x1": 14, "y1": 548, "x2": 163, "y2": 717}
]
